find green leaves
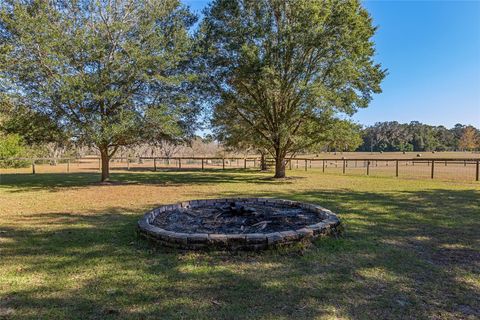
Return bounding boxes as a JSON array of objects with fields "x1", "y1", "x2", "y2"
[
  {"x1": 201, "y1": 0, "x2": 385, "y2": 176},
  {"x1": 0, "y1": 0, "x2": 200, "y2": 180},
  {"x1": 361, "y1": 122, "x2": 480, "y2": 152},
  {"x1": 0, "y1": 0, "x2": 198, "y2": 153},
  {"x1": 0, "y1": 133, "x2": 28, "y2": 168}
]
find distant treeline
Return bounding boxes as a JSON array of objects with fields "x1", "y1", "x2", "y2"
[{"x1": 358, "y1": 121, "x2": 479, "y2": 152}]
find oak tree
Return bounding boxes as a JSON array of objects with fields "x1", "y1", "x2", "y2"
[
  {"x1": 200, "y1": 0, "x2": 385, "y2": 177},
  {"x1": 0, "y1": 0, "x2": 198, "y2": 181}
]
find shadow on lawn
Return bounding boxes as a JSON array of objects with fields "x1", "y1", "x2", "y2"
[
  {"x1": 0, "y1": 188, "x2": 479, "y2": 319},
  {"x1": 0, "y1": 169, "x2": 289, "y2": 192}
]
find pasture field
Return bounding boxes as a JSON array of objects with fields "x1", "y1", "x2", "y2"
[
  {"x1": 0, "y1": 168, "x2": 478, "y2": 319},
  {"x1": 2, "y1": 151, "x2": 479, "y2": 182},
  {"x1": 300, "y1": 151, "x2": 480, "y2": 159}
]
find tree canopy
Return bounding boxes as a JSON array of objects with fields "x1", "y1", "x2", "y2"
[
  {"x1": 0, "y1": 0, "x2": 199, "y2": 181},
  {"x1": 199, "y1": 0, "x2": 385, "y2": 177}
]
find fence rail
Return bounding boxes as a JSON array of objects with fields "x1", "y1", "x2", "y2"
[{"x1": 0, "y1": 156, "x2": 479, "y2": 182}]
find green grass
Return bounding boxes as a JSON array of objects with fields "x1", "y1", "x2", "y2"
[{"x1": 0, "y1": 169, "x2": 479, "y2": 319}]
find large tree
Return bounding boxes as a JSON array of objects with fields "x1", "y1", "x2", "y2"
[
  {"x1": 0, "y1": 0, "x2": 198, "y2": 181},
  {"x1": 200, "y1": 0, "x2": 385, "y2": 178}
]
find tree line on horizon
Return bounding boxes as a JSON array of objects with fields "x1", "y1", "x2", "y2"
[{"x1": 357, "y1": 121, "x2": 479, "y2": 153}]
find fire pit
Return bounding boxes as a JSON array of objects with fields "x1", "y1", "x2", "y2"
[{"x1": 138, "y1": 198, "x2": 341, "y2": 250}]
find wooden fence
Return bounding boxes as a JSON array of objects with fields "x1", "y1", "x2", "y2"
[
  {"x1": 282, "y1": 157, "x2": 479, "y2": 181},
  {"x1": 0, "y1": 156, "x2": 479, "y2": 181}
]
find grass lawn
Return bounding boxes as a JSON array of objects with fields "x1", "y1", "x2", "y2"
[{"x1": 0, "y1": 169, "x2": 479, "y2": 319}]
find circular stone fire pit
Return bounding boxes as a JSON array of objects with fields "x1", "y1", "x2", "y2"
[{"x1": 138, "y1": 198, "x2": 341, "y2": 250}]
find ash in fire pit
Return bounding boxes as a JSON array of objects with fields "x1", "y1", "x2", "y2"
[
  {"x1": 138, "y1": 198, "x2": 341, "y2": 250},
  {"x1": 154, "y1": 201, "x2": 322, "y2": 234}
]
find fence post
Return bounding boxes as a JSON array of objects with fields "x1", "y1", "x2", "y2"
[
  {"x1": 476, "y1": 160, "x2": 479, "y2": 181},
  {"x1": 304, "y1": 159, "x2": 307, "y2": 171},
  {"x1": 296, "y1": 159, "x2": 299, "y2": 168},
  {"x1": 32, "y1": 159, "x2": 36, "y2": 174},
  {"x1": 253, "y1": 159, "x2": 256, "y2": 167},
  {"x1": 244, "y1": 158, "x2": 247, "y2": 169},
  {"x1": 222, "y1": 158, "x2": 225, "y2": 170},
  {"x1": 127, "y1": 159, "x2": 130, "y2": 171},
  {"x1": 309, "y1": 160, "x2": 312, "y2": 168},
  {"x1": 67, "y1": 159, "x2": 70, "y2": 173},
  {"x1": 396, "y1": 160, "x2": 399, "y2": 177},
  {"x1": 201, "y1": 158, "x2": 204, "y2": 171},
  {"x1": 153, "y1": 158, "x2": 157, "y2": 172},
  {"x1": 178, "y1": 158, "x2": 181, "y2": 169},
  {"x1": 342, "y1": 159, "x2": 346, "y2": 174},
  {"x1": 322, "y1": 160, "x2": 325, "y2": 173},
  {"x1": 366, "y1": 160, "x2": 370, "y2": 175},
  {"x1": 431, "y1": 160, "x2": 435, "y2": 179}
]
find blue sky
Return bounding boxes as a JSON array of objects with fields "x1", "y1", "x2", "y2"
[{"x1": 183, "y1": 0, "x2": 480, "y2": 128}]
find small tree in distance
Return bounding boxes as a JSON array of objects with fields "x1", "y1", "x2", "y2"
[
  {"x1": 322, "y1": 120, "x2": 363, "y2": 153},
  {"x1": 200, "y1": 0, "x2": 385, "y2": 178},
  {"x1": 0, "y1": 0, "x2": 198, "y2": 181},
  {"x1": 459, "y1": 126, "x2": 479, "y2": 151}
]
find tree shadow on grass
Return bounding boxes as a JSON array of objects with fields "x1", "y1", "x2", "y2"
[
  {"x1": 0, "y1": 188, "x2": 479, "y2": 319},
  {"x1": 217, "y1": 187, "x2": 480, "y2": 318},
  {"x1": 0, "y1": 169, "x2": 291, "y2": 193}
]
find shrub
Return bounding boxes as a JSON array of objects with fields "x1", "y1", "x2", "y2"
[{"x1": 0, "y1": 134, "x2": 29, "y2": 168}]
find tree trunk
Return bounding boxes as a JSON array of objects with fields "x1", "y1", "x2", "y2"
[
  {"x1": 100, "y1": 147, "x2": 110, "y2": 182},
  {"x1": 274, "y1": 155, "x2": 286, "y2": 178},
  {"x1": 260, "y1": 152, "x2": 268, "y2": 171}
]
